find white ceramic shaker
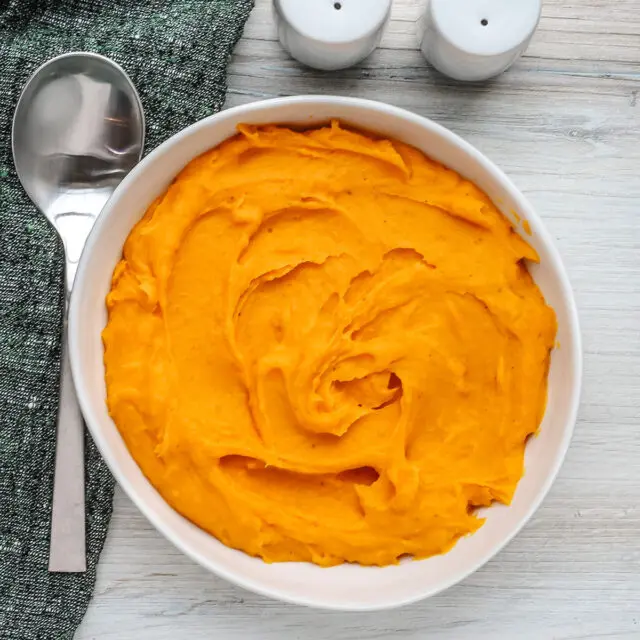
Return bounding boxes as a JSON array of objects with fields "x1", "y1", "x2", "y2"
[
  {"x1": 420, "y1": 0, "x2": 542, "y2": 82},
  {"x1": 273, "y1": 0, "x2": 392, "y2": 71}
]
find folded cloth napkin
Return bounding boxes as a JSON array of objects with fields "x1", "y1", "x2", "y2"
[{"x1": 0, "y1": 1, "x2": 254, "y2": 637}]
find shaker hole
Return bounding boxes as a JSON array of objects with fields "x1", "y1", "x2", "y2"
[
  {"x1": 481, "y1": 18, "x2": 489, "y2": 26},
  {"x1": 334, "y1": 2, "x2": 342, "y2": 9}
]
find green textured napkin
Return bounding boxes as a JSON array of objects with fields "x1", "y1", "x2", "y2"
[{"x1": 0, "y1": 1, "x2": 253, "y2": 637}]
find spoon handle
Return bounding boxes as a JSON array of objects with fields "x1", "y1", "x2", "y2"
[{"x1": 48, "y1": 307, "x2": 86, "y2": 572}]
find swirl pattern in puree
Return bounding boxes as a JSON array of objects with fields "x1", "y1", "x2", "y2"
[{"x1": 103, "y1": 121, "x2": 557, "y2": 567}]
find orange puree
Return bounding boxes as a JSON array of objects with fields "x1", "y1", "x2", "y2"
[{"x1": 103, "y1": 121, "x2": 557, "y2": 567}]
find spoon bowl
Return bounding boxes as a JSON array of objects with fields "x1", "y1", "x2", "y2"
[
  {"x1": 12, "y1": 51, "x2": 144, "y2": 572},
  {"x1": 13, "y1": 52, "x2": 144, "y2": 284}
]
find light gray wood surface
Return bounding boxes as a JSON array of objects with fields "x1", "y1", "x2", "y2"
[{"x1": 76, "y1": 1, "x2": 640, "y2": 638}]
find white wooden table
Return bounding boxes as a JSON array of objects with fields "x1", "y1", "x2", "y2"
[{"x1": 77, "y1": 1, "x2": 640, "y2": 638}]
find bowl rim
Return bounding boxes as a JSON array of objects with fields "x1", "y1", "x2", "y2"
[{"x1": 69, "y1": 95, "x2": 582, "y2": 611}]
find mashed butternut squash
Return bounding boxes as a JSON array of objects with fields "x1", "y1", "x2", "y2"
[{"x1": 103, "y1": 122, "x2": 556, "y2": 566}]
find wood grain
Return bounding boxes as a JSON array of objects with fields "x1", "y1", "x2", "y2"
[{"x1": 77, "y1": 1, "x2": 640, "y2": 638}]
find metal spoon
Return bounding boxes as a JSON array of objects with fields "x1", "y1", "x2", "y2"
[{"x1": 12, "y1": 52, "x2": 145, "y2": 572}]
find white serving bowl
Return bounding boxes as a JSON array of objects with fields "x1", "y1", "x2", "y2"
[{"x1": 69, "y1": 96, "x2": 582, "y2": 611}]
